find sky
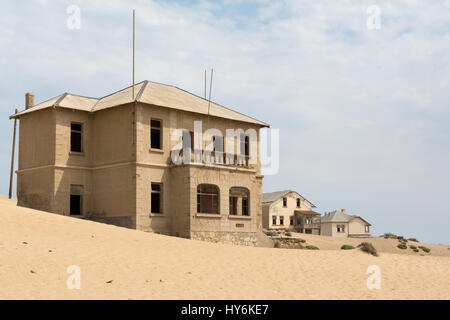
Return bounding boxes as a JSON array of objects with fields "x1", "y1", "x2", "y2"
[{"x1": 0, "y1": 0, "x2": 449, "y2": 244}]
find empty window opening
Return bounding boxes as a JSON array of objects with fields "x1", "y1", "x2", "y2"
[
  {"x1": 151, "y1": 183, "x2": 163, "y2": 214},
  {"x1": 229, "y1": 196, "x2": 238, "y2": 215},
  {"x1": 229, "y1": 187, "x2": 249, "y2": 216},
  {"x1": 182, "y1": 130, "x2": 194, "y2": 151},
  {"x1": 280, "y1": 216, "x2": 284, "y2": 225},
  {"x1": 197, "y1": 184, "x2": 219, "y2": 214},
  {"x1": 282, "y1": 197, "x2": 287, "y2": 207},
  {"x1": 296, "y1": 198, "x2": 301, "y2": 207},
  {"x1": 213, "y1": 135, "x2": 224, "y2": 153},
  {"x1": 272, "y1": 216, "x2": 277, "y2": 225},
  {"x1": 70, "y1": 185, "x2": 83, "y2": 216},
  {"x1": 150, "y1": 119, "x2": 162, "y2": 149},
  {"x1": 242, "y1": 197, "x2": 249, "y2": 216},
  {"x1": 240, "y1": 133, "x2": 250, "y2": 157},
  {"x1": 70, "y1": 123, "x2": 83, "y2": 152}
]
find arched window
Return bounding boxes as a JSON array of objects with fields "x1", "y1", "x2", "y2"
[
  {"x1": 197, "y1": 184, "x2": 219, "y2": 214},
  {"x1": 229, "y1": 187, "x2": 250, "y2": 216}
]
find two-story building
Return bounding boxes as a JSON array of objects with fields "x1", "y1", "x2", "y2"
[
  {"x1": 10, "y1": 80, "x2": 269, "y2": 246},
  {"x1": 262, "y1": 190, "x2": 321, "y2": 234}
]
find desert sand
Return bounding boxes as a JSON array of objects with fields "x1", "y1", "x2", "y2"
[{"x1": 0, "y1": 195, "x2": 449, "y2": 300}]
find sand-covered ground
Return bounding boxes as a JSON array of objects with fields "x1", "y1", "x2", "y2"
[
  {"x1": 287, "y1": 232, "x2": 450, "y2": 257},
  {"x1": 0, "y1": 195, "x2": 449, "y2": 299}
]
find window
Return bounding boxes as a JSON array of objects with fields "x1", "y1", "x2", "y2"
[
  {"x1": 182, "y1": 130, "x2": 194, "y2": 151},
  {"x1": 242, "y1": 197, "x2": 249, "y2": 216},
  {"x1": 296, "y1": 198, "x2": 301, "y2": 207},
  {"x1": 272, "y1": 216, "x2": 277, "y2": 225},
  {"x1": 151, "y1": 183, "x2": 163, "y2": 214},
  {"x1": 212, "y1": 135, "x2": 223, "y2": 153},
  {"x1": 70, "y1": 123, "x2": 83, "y2": 152},
  {"x1": 282, "y1": 197, "x2": 287, "y2": 207},
  {"x1": 70, "y1": 185, "x2": 83, "y2": 216},
  {"x1": 197, "y1": 184, "x2": 219, "y2": 214},
  {"x1": 229, "y1": 187, "x2": 249, "y2": 216},
  {"x1": 337, "y1": 224, "x2": 345, "y2": 233},
  {"x1": 280, "y1": 216, "x2": 284, "y2": 225},
  {"x1": 150, "y1": 119, "x2": 162, "y2": 149},
  {"x1": 229, "y1": 196, "x2": 238, "y2": 215},
  {"x1": 365, "y1": 225, "x2": 370, "y2": 232},
  {"x1": 240, "y1": 134, "x2": 250, "y2": 157},
  {"x1": 290, "y1": 217, "x2": 294, "y2": 225}
]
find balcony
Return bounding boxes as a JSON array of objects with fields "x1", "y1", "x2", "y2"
[{"x1": 170, "y1": 149, "x2": 254, "y2": 168}]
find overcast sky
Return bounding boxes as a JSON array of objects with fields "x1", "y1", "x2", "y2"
[{"x1": 1, "y1": 0, "x2": 449, "y2": 244}]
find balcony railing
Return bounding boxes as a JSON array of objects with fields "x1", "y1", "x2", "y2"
[{"x1": 170, "y1": 149, "x2": 253, "y2": 168}]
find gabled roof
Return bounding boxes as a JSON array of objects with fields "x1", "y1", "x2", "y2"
[
  {"x1": 262, "y1": 190, "x2": 316, "y2": 208},
  {"x1": 10, "y1": 80, "x2": 269, "y2": 127},
  {"x1": 320, "y1": 210, "x2": 371, "y2": 225}
]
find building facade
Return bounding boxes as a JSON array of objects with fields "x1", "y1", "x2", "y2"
[
  {"x1": 11, "y1": 81, "x2": 269, "y2": 246},
  {"x1": 320, "y1": 209, "x2": 371, "y2": 238},
  {"x1": 262, "y1": 190, "x2": 320, "y2": 234}
]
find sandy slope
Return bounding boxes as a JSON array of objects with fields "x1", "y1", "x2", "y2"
[
  {"x1": 0, "y1": 195, "x2": 449, "y2": 300},
  {"x1": 287, "y1": 232, "x2": 450, "y2": 257}
]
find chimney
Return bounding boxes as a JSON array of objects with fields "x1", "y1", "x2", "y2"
[
  {"x1": 341, "y1": 208, "x2": 346, "y2": 214},
  {"x1": 25, "y1": 93, "x2": 35, "y2": 109}
]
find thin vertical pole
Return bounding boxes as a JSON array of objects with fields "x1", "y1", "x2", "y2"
[
  {"x1": 204, "y1": 69, "x2": 207, "y2": 99},
  {"x1": 132, "y1": 9, "x2": 135, "y2": 100},
  {"x1": 207, "y1": 68, "x2": 213, "y2": 115},
  {"x1": 131, "y1": 9, "x2": 136, "y2": 145},
  {"x1": 9, "y1": 109, "x2": 18, "y2": 199}
]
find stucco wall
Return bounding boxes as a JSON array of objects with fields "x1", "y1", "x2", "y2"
[
  {"x1": 54, "y1": 109, "x2": 93, "y2": 167},
  {"x1": 53, "y1": 167, "x2": 92, "y2": 217},
  {"x1": 266, "y1": 191, "x2": 313, "y2": 229},
  {"x1": 17, "y1": 109, "x2": 56, "y2": 211},
  {"x1": 348, "y1": 218, "x2": 370, "y2": 236},
  {"x1": 18, "y1": 109, "x2": 56, "y2": 169},
  {"x1": 189, "y1": 166, "x2": 259, "y2": 234},
  {"x1": 16, "y1": 99, "x2": 266, "y2": 243},
  {"x1": 17, "y1": 167, "x2": 55, "y2": 212},
  {"x1": 321, "y1": 222, "x2": 349, "y2": 237}
]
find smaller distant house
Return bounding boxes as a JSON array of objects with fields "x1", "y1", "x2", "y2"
[
  {"x1": 320, "y1": 209, "x2": 371, "y2": 238},
  {"x1": 262, "y1": 190, "x2": 321, "y2": 234}
]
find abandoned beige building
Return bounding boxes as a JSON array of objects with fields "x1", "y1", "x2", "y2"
[
  {"x1": 262, "y1": 190, "x2": 321, "y2": 234},
  {"x1": 10, "y1": 80, "x2": 270, "y2": 246},
  {"x1": 320, "y1": 209, "x2": 371, "y2": 238},
  {"x1": 262, "y1": 190, "x2": 372, "y2": 237}
]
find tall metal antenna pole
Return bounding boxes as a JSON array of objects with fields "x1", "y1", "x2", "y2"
[
  {"x1": 207, "y1": 68, "x2": 213, "y2": 115},
  {"x1": 204, "y1": 69, "x2": 207, "y2": 99},
  {"x1": 132, "y1": 9, "x2": 135, "y2": 100},
  {"x1": 131, "y1": 9, "x2": 136, "y2": 145},
  {"x1": 9, "y1": 109, "x2": 18, "y2": 199}
]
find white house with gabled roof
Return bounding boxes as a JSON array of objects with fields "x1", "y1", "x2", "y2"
[
  {"x1": 262, "y1": 190, "x2": 321, "y2": 234},
  {"x1": 320, "y1": 209, "x2": 371, "y2": 238}
]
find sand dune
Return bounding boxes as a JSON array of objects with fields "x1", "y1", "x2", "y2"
[
  {"x1": 286, "y1": 232, "x2": 450, "y2": 257},
  {"x1": 0, "y1": 195, "x2": 449, "y2": 299}
]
